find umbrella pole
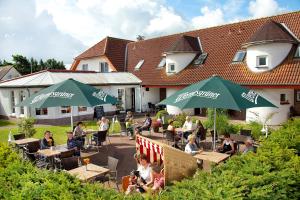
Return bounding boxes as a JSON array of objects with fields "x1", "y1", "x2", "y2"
[
  {"x1": 70, "y1": 106, "x2": 73, "y2": 130},
  {"x1": 213, "y1": 108, "x2": 217, "y2": 150}
]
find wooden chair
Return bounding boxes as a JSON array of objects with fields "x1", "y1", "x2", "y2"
[
  {"x1": 61, "y1": 157, "x2": 79, "y2": 170},
  {"x1": 23, "y1": 140, "x2": 40, "y2": 162},
  {"x1": 13, "y1": 133, "x2": 25, "y2": 140}
]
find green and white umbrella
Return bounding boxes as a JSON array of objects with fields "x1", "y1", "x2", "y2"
[
  {"x1": 17, "y1": 78, "x2": 117, "y2": 128},
  {"x1": 158, "y1": 75, "x2": 277, "y2": 149}
]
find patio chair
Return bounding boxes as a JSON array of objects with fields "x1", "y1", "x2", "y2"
[
  {"x1": 97, "y1": 156, "x2": 119, "y2": 191},
  {"x1": 55, "y1": 149, "x2": 75, "y2": 169},
  {"x1": 240, "y1": 129, "x2": 252, "y2": 137},
  {"x1": 91, "y1": 130, "x2": 108, "y2": 152},
  {"x1": 13, "y1": 133, "x2": 25, "y2": 140},
  {"x1": 61, "y1": 156, "x2": 79, "y2": 170},
  {"x1": 23, "y1": 140, "x2": 40, "y2": 162}
]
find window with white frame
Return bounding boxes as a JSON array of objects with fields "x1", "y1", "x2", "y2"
[
  {"x1": 167, "y1": 63, "x2": 175, "y2": 73},
  {"x1": 99, "y1": 62, "x2": 109, "y2": 72},
  {"x1": 36, "y1": 108, "x2": 48, "y2": 115},
  {"x1": 294, "y1": 45, "x2": 300, "y2": 58},
  {"x1": 256, "y1": 55, "x2": 268, "y2": 68},
  {"x1": 11, "y1": 91, "x2": 15, "y2": 114},
  {"x1": 20, "y1": 91, "x2": 25, "y2": 114},
  {"x1": 82, "y1": 64, "x2": 88, "y2": 71},
  {"x1": 134, "y1": 60, "x2": 144, "y2": 70},
  {"x1": 61, "y1": 106, "x2": 71, "y2": 114},
  {"x1": 78, "y1": 106, "x2": 87, "y2": 112}
]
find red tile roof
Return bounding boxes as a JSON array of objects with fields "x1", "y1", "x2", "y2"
[
  {"x1": 72, "y1": 37, "x2": 132, "y2": 71},
  {"x1": 166, "y1": 35, "x2": 201, "y2": 53},
  {"x1": 126, "y1": 11, "x2": 300, "y2": 87},
  {"x1": 243, "y1": 19, "x2": 298, "y2": 47}
]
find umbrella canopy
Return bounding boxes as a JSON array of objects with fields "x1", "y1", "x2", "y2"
[
  {"x1": 158, "y1": 75, "x2": 277, "y2": 110},
  {"x1": 158, "y1": 75, "x2": 277, "y2": 150},
  {"x1": 17, "y1": 78, "x2": 117, "y2": 108}
]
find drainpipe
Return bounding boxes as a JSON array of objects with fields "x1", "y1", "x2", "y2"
[
  {"x1": 139, "y1": 85, "x2": 142, "y2": 113},
  {"x1": 26, "y1": 88, "x2": 31, "y2": 117}
]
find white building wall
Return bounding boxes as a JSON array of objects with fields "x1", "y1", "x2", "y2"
[
  {"x1": 246, "y1": 43, "x2": 292, "y2": 73},
  {"x1": 246, "y1": 88, "x2": 293, "y2": 125},
  {"x1": 0, "y1": 85, "x2": 141, "y2": 120},
  {"x1": 166, "y1": 52, "x2": 196, "y2": 75},
  {"x1": 1, "y1": 68, "x2": 21, "y2": 80},
  {"x1": 77, "y1": 57, "x2": 115, "y2": 72},
  {"x1": 141, "y1": 87, "x2": 160, "y2": 112},
  {"x1": 166, "y1": 88, "x2": 194, "y2": 115}
]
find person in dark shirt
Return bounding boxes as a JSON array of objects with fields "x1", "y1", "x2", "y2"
[
  {"x1": 135, "y1": 113, "x2": 152, "y2": 134},
  {"x1": 40, "y1": 130, "x2": 54, "y2": 149},
  {"x1": 67, "y1": 132, "x2": 80, "y2": 156}
]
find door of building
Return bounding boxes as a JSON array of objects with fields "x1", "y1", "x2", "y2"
[{"x1": 160, "y1": 88, "x2": 166, "y2": 101}]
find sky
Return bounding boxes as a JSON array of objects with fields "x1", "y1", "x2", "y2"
[{"x1": 0, "y1": 0, "x2": 299, "y2": 65}]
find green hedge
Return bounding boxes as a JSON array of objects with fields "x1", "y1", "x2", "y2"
[{"x1": 159, "y1": 119, "x2": 300, "y2": 200}]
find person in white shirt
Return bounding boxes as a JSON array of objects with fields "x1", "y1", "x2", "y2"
[
  {"x1": 185, "y1": 134, "x2": 203, "y2": 156},
  {"x1": 98, "y1": 117, "x2": 109, "y2": 131},
  {"x1": 182, "y1": 116, "x2": 194, "y2": 140}
]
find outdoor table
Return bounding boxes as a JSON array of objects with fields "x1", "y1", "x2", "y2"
[
  {"x1": 37, "y1": 148, "x2": 61, "y2": 169},
  {"x1": 194, "y1": 151, "x2": 230, "y2": 171},
  {"x1": 67, "y1": 163, "x2": 110, "y2": 182},
  {"x1": 84, "y1": 129, "x2": 98, "y2": 146},
  {"x1": 12, "y1": 138, "x2": 39, "y2": 146}
]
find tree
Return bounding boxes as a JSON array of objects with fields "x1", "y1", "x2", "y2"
[
  {"x1": 44, "y1": 58, "x2": 65, "y2": 70},
  {"x1": 12, "y1": 55, "x2": 31, "y2": 75},
  {"x1": 0, "y1": 59, "x2": 13, "y2": 66}
]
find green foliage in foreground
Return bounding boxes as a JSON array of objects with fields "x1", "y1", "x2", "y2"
[{"x1": 159, "y1": 119, "x2": 300, "y2": 200}]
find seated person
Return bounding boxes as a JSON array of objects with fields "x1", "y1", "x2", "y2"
[
  {"x1": 217, "y1": 133, "x2": 235, "y2": 155},
  {"x1": 167, "y1": 120, "x2": 180, "y2": 149},
  {"x1": 182, "y1": 116, "x2": 194, "y2": 140},
  {"x1": 97, "y1": 117, "x2": 109, "y2": 131},
  {"x1": 125, "y1": 154, "x2": 152, "y2": 195},
  {"x1": 141, "y1": 165, "x2": 164, "y2": 194},
  {"x1": 195, "y1": 120, "x2": 205, "y2": 139},
  {"x1": 40, "y1": 130, "x2": 55, "y2": 149},
  {"x1": 243, "y1": 139, "x2": 255, "y2": 154},
  {"x1": 126, "y1": 116, "x2": 135, "y2": 140},
  {"x1": 135, "y1": 113, "x2": 152, "y2": 134},
  {"x1": 67, "y1": 132, "x2": 80, "y2": 156},
  {"x1": 73, "y1": 121, "x2": 86, "y2": 148},
  {"x1": 185, "y1": 134, "x2": 203, "y2": 156}
]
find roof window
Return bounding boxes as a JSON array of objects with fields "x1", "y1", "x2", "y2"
[
  {"x1": 232, "y1": 51, "x2": 246, "y2": 62},
  {"x1": 294, "y1": 45, "x2": 300, "y2": 58},
  {"x1": 157, "y1": 57, "x2": 166, "y2": 68},
  {"x1": 194, "y1": 52, "x2": 208, "y2": 65},
  {"x1": 134, "y1": 60, "x2": 144, "y2": 70},
  {"x1": 256, "y1": 55, "x2": 268, "y2": 68}
]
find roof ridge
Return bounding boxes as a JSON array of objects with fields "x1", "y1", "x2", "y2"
[
  {"x1": 129, "y1": 10, "x2": 300, "y2": 45},
  {"x1": 106, "y1": 36, "x2": 134, "y2": 42}
]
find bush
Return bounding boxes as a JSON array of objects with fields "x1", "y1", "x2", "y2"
[
  {"x1": 246, "y1": 121, "x2": 263, "y2": 140},
  {"x1": 205, "y1": 108, "x2": 230, "y2": 134},
  {"x1": 173, "y1": 121, "x2": 182, "y2": 128},
  {"x1": 160, "y1": 119, "x2": 300, "y2": 200},
  {"x1": 156, "y1": 110, "x2": 169, "y2": 120},
  {"x1": 174, "y1": 113, "x2": 187, "y2": 127},
  {"x1": 17, "y1": 117, "x2": 36, "y2": 137}
]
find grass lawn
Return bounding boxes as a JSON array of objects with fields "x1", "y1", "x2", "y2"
[
  {"x1": 0, "y1": 119, "x2": 16, "y2": 127},
  {"x1": 0, "y1": 120, "x2": 122, "y2": 145}
]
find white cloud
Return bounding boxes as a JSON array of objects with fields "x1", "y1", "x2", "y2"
[
  {"x1": 0, "y1": 0, "x2": 85, "y2": 64},
  {"x1": 248, "y1": 0, "x2": 283, "y2": 18},
  {"x1": 191, "y1": 6, "x2": 225, "y2": 29}
]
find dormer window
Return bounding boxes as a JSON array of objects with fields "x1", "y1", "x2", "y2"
[
  {"x1": 256, "y1": 55, "x2": 268, "y2": 68},
  {"x1": 167, "y1": 63, "x2": 175, "y2": 73},
  {"x1": 194, "y1": 52, "x2": 208, "y2": 65},
  {"x1": 157, "y1": 57, "x2": 166, "y2": 68},
  {"x1": 135, "y1": 60, "x2": 144, "y2": 70},
  {"x1": 232, "y1": 51, "x2": 246, "y2": 62},
  {"x1": 82, "y1": 64, "x2": 88, "y2": 71},
  {"x1": 100, "y1": 62, "x2": 109, "y2": 72},
  {"x1": 294, "y1": 45, "x2": 300, "y2": 58}
]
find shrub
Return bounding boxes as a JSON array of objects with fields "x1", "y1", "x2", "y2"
[
  {"x1": 160, "y1": 119, "x2": 300, "y2": 200},
  {"x1": 173, "y1": 121, "x2": 182, "y2": 128},
  {"x1": 156, "y1": 110, "x2": 169, "y2": 120},
  {"x1": 174, "y1": 113, "x2": 187, "y2": 127},
  {"x1": 246, "y1": 121, "x2": 263, "y2": 140},
  {"x1": 17, "y1": 117, "x2": 36, "y2": 137},
  {"x1": 205, "y1": 108, "x2": 230, "y2": 134}
]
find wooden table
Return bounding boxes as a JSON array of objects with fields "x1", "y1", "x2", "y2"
[
  {"x1": 67, "y1": 163, "x2": 110, "y2": 181},
  {"x1": 12, "y1": 138, "x2": 39, "y2": 145},
  {"x1": 194, "y1": 151, "x2": 230, "y2": 171}
]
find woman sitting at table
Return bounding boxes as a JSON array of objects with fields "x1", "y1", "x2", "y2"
[
  {"x1": 167, "y1": 120, "x2": 180, "y2": 149},
  {"x1": 185, "y1": 134, "x2": 203, "y2": 156},
  {"x1": 97, "y1": 117, "x2": 109, "y2": 131},
  {"x1": 135, "y1": 113, "x2": 152, "y2": 134},
  {"x1": 182, "y1": 116, "x2": 194, "y2": 140},
  {"x1": 73, "y1": 121, "x2": 86, "y2": 148},
  {"x1": 40, "y1": 130, "x2": 54, "y2": 149},
  {"x1": 217, "y1": 133, "x2": 235, "y2": 155}
]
